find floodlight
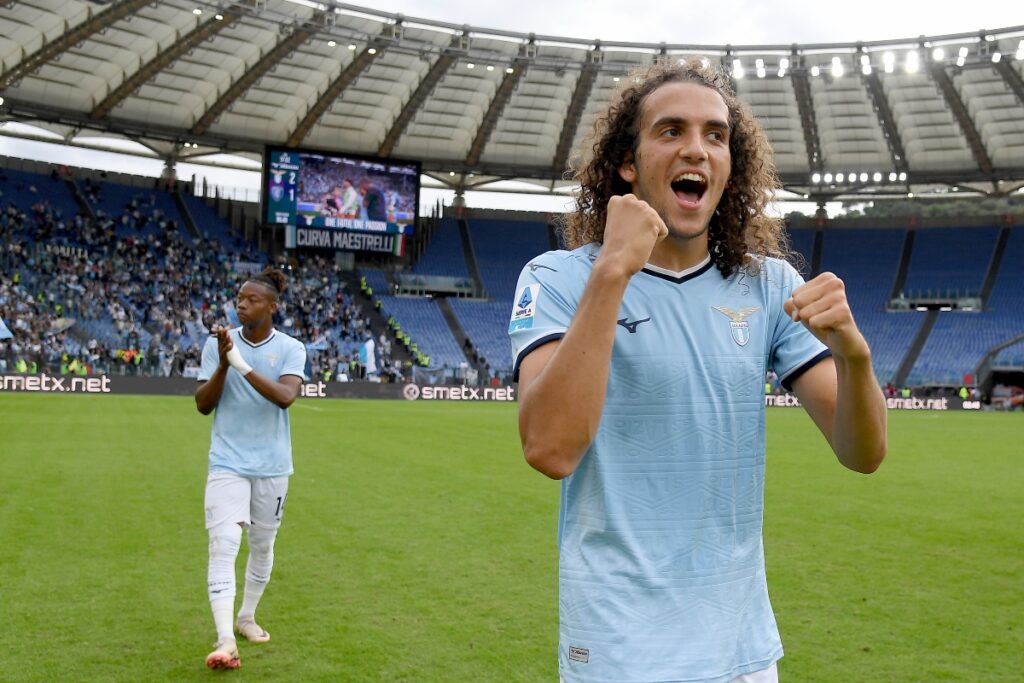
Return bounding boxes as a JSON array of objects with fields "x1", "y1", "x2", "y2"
[
  {"x1": 888, "y1": 172, "x2": 897, "y2": 181},
  {"x1": 348, "y1": 44, "x2": 356, "y2": 50},
  {"x1": 859, "y1": 172, "x2": 868, "y2": 182},
  {"x1": 836, "y1": 173, "x2": 845, "y2": 183},
  {"x1": 506, "y1": 67, "x2": 514, "y2": 74},
  {"x1": 862, "y1": 65, "x2": 871, "y2": 75},
  {"x1": 732, "y1": 59, "x2": 744, "y2": 79},
  {"x1": 812, "y1": 173, "x2": 822, "y2": 183},
  {"x1": 873, "y1": 172, "x2": 882, "y2": 182},
  {"x1": 991, "y1": 52, "x2": 1002, "y2": 63},
  {"x1": 779, "y1": 58, "x2": 790, "y2": 69},
  {"x1": 899, "y1": 172, "x2": 907, "y2": 181},
  {"x1": 811, "y1": 65, "x2": 820, "y2": 77},
  {"x1": 368, "y1": 47, "x2": 377, "y2": 54},
  {"x1": 883, "y1": 51, "x2": 895, "y2": 73},
  {"x1": 193, "y1": 8, "x2": 202, "y2": 15},
  {"x1": 824, "y1": 173, "x2": 833, "y2": 183},
  {"x1": 906, "y1": 51, "x2": 920, "y2": 73},
  {"x1": 467, "y1": 62, "x2": 475, "y2": 69},
  {"x1": 959, "y1": 46, "x2": 969, "y2": 57},
  {"x1": 215, "y1": 14, "x2": 224, "y2": 20},
  {"x1": 831, "y1": 56, "x2": 844, "y2": 78},
  {"x1": 487, "y1": 65, "x2": 494, "y2": 71},
  {"x1": 932, "y1": 47, "x2": 944, "y2": 61},
  {"x1": 327, "y1": 40, "x2": 336, "y2": 47}
]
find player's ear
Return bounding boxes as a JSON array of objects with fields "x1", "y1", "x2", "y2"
[{"x1": 618, "y1": 151, "x2": 637, "y2": 184}]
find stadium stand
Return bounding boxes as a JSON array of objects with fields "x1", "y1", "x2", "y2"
[
  {"x1": 374, "y1": 294, "x2": 466, "y2": 370},
  {"x1": 901, "y1": 226, "x2": 1000, "y2": 298},
  {"x1": 466, "y1": 218, "x2": 551, "y2": 301},
  {"x1": 411, "y1": 217, "x2": 470, "y2": 278},
  {"x1": 449, "y1": 298, "x2": 515, "y2": 375},
  {"x1": 817, "y1": 226, "x2": 927, "y2": 383},
  {"x1": 908, "y1": 226, "x2": 1024, "y2": 385},
  {"x1": 181, "y1": 193, "x2": 256, "y2": 254},
  {"x1": 0, "y1": 167, "x2": 79, "y2": 219}
]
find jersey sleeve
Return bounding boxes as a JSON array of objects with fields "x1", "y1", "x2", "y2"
[
  {"x1": 768, "y1": 260, "x2": 831, "y2": 390},
  {"x1": 198, "y1": 335, "x2": 219, "y2": 381},
  {"x1": 508, "y1": 252, "x2": 579, "y2": 381},
  {"x1": 281, "y1": 338, "x2": 308, "y2": 380}
]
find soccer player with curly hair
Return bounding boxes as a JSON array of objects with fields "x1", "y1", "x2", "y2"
[{"x1": 510, "y1": 59, "x2": 887, "y2": 683}]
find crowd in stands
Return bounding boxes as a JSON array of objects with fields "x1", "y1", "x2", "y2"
[{"x1": 0, "y1": 167, "x2": 412, "y2": 383}]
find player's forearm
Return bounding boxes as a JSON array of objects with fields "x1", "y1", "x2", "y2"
[
  {"x1": 243, "y1": 372, "x2": 299, "y2": 409},
  {"x1": 830, "y1": 353, "x2": 887, "y2": 473},
  {"x1": 195, "y1": 366, "x2": 228, "y2": 414},
  {"x1": 519, "y1": 262, "x2": 629, "y2": 479}
]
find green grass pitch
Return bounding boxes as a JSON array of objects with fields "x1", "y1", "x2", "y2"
[{"x1": 0, "y1": 394, "x2": 1020, "y2": 682}]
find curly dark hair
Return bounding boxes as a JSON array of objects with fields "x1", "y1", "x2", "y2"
[
  {"x1": 563, "y1": 58, "x2": 791, "y2": 278},
  {"x1": 247, "y1": 267, "x2": 287, "y2": 297}
]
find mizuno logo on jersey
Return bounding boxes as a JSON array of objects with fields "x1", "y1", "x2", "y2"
[
  {"x1": 617, "y1": 317, "x2": 651, "y2": 333},
  {"x1": 527, "y1": 262, "x2": 557, "y2": 273},
  {"x1": 712, "y1": 305, "x2": 759, "y2": 346}
]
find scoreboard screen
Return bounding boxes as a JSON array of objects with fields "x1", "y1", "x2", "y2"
[{"x1": 262, "y1": 145, "x2": 420, "y2": 235}]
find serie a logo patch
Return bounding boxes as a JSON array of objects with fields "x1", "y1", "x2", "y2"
[{"x1": 509, "y1": 284, "x2": 540, "y2": 332}]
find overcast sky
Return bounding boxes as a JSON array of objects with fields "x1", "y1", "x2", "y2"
[{"x1": 373, "y1": 0, "x2": 1021, "y2": 46}]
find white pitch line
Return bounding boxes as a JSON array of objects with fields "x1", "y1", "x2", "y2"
[{"x1": 294, "y1": 402, "x2": 326, "y2": 412}]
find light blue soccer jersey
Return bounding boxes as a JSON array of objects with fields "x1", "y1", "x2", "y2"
[
  {"x1": 509, "y1": 244, "x2": 829, "y2": 683},
  {"x1": 199, "y1": 328, "x2": 307, "y2": 478}
]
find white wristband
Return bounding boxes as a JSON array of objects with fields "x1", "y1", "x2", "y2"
[{"x1": 225, "y1": 346, "x2": 253, "y2": 376}]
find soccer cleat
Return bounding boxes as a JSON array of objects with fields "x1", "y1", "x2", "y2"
[
  {"x1": 205, "y1": 638, "x2": 241, "y2": 670},
  {"x1": 235, "y1": 618, "x2": 271, "y2": 643}
]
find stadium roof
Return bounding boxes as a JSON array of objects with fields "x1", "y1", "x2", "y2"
[{"x1": 1, "y1": 0, "x2": 1024, "y2": 201}]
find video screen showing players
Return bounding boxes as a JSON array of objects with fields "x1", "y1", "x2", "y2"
[{"x1": 264, "y1": 146, "x2": 419, "y2": 235}]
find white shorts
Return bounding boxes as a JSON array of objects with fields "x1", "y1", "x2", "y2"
[
  {"x1": 732, "y1": 662, "x2": 778, "y2": 683},
  {"x1": 559, "y1": 662, "x2": 777, "y2": 683},
  {"x1": 204, "y1": 471, "x2": 289, "y2": 530}
]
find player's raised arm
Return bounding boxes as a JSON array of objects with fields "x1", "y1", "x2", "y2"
[
  {"x1": 786, "y1": 272, "x2": 887, "y2": 473},
  {"x1": 195, "y1": 326, "x2": 232, "y2": 415},
  {"x1": 517, "y1": 194, "x2": 667, "y2": 480}
]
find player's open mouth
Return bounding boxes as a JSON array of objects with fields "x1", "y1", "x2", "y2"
[{"x1": 671, "y1": 172, "x2": 707, "y2": 209}]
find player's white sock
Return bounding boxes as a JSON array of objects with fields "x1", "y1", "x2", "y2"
[
  {"x1": 211, "y1": 599, "x2": 235, "y2": 643},
  {"x1": 238, "y1": 524, "x2": 277, "y2": 621},
  {"x1": 208, "y1": 522, "x2": 242, "y2": 639}
]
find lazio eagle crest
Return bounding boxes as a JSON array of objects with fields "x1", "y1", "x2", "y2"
[{"x1": 712, "y1": 306, "x2": 760, "y2": 346}]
